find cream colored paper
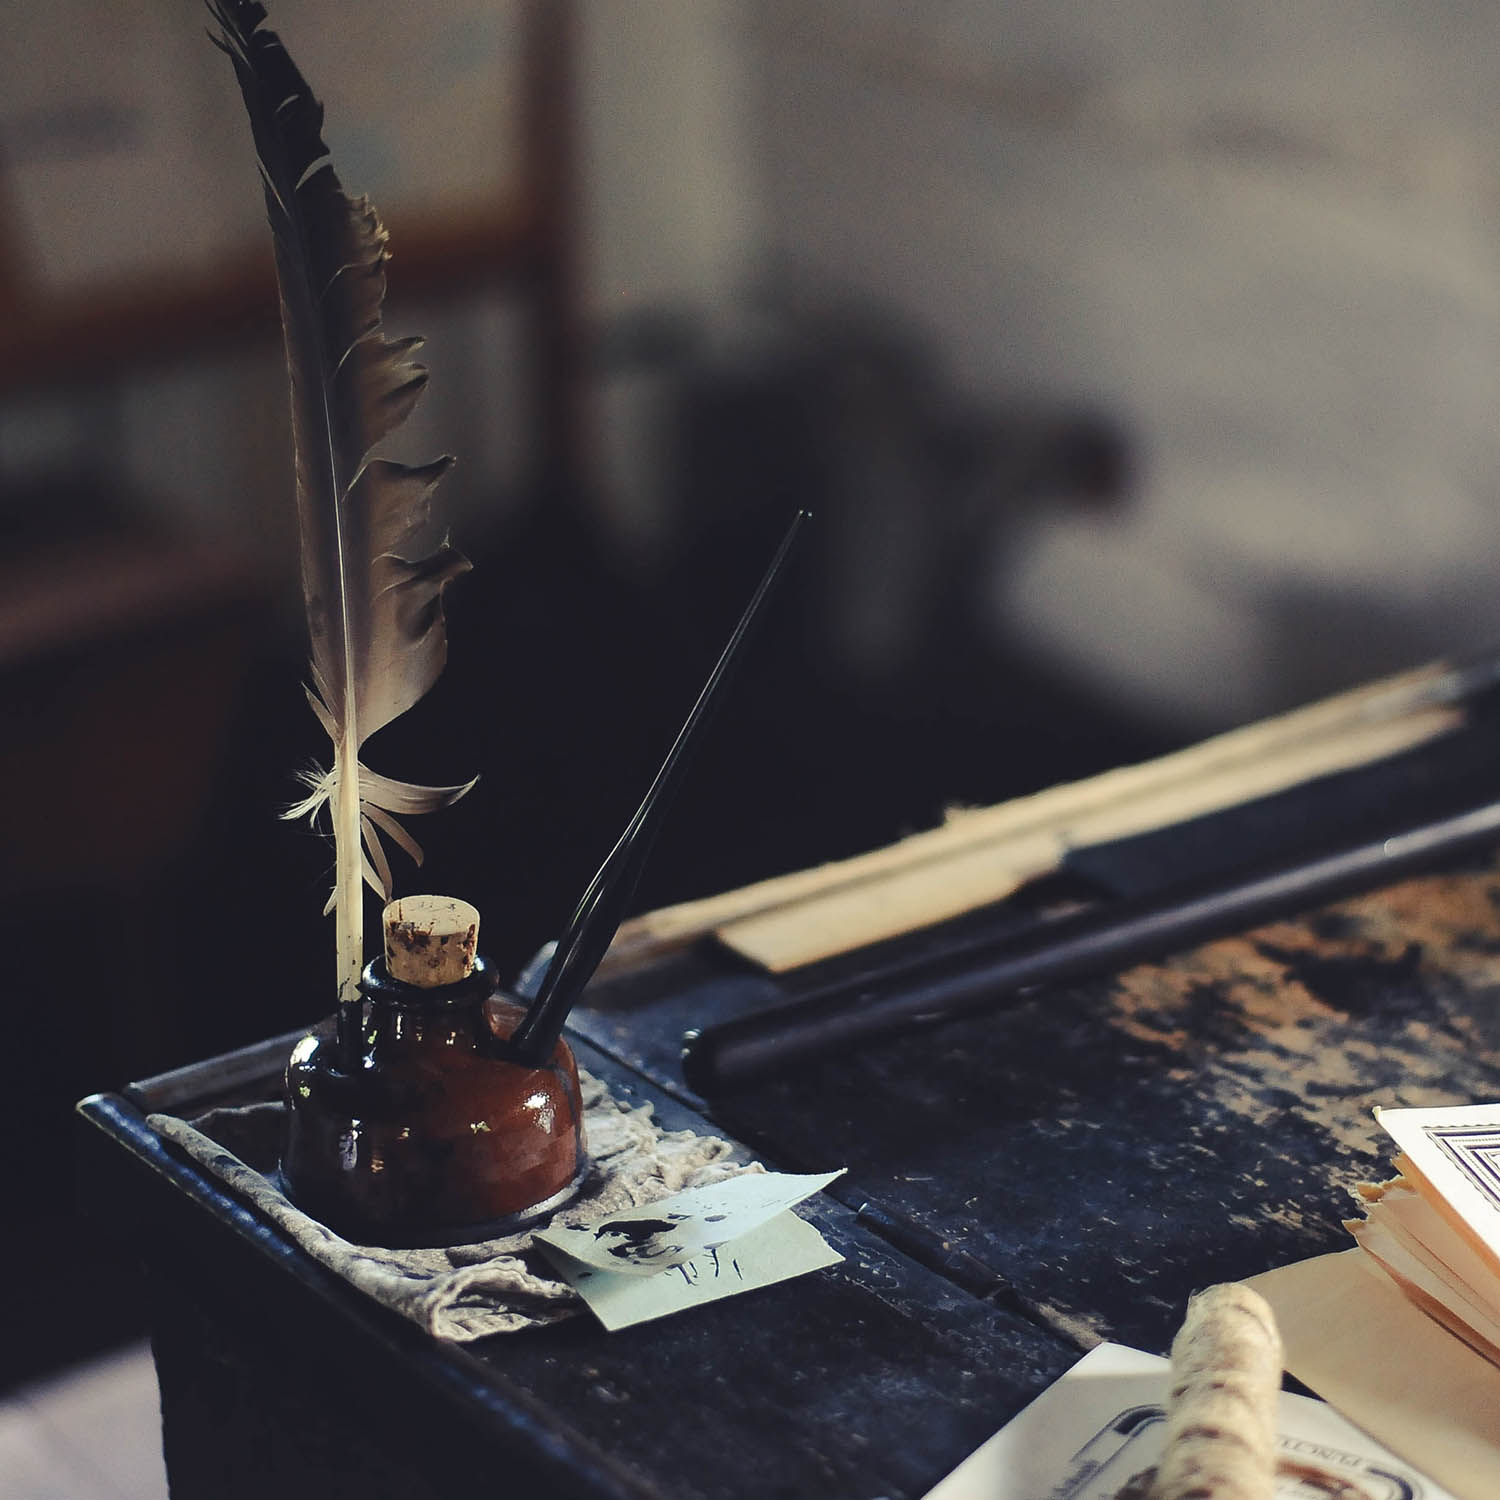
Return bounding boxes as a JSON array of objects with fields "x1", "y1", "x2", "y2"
[
  {"x1": 921, "y1": 1340, "x2": 1449, "y2": 1500},
  {"x1": 1248, "y1": 1251, "x2": 1500, "y2": 1500},
  {"x1": 717, "y1": 840, "x2": 1049, "y2": 973},
  {"x1": 1349, "y1": 1195, "x2": 1500, "y2": 1362},
  {"x1": 537, "y1": 1211, "x2": 842, "y2": 1332},
  {"x1": 599, "y1": 663, "x2": 1465, "y2": 978},
  {"x1": 715, "y1": 707, "x2": 1458, "y2": 972}
]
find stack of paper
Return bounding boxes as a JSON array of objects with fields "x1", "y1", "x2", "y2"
[
  {"x1": 1247, "y1": 1105, "x2": 1500, "y2": 1497},
  {"x1": 1348, "y1": 1103, "x2": 1500, "y2": 1366}
]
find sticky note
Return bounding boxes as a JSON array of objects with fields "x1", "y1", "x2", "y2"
[{"x1": 532, "y1": 1169, "x2": 846, "y2": 1330}]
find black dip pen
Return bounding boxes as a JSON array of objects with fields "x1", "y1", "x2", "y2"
[
  {"x1": 504, "y1": 509, "x2": 809, "y2": 1066},
  {"x1": 680, "y1": 792, "x2": 1500, "y2": 1091}
]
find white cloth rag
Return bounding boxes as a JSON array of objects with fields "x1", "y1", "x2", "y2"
[{"x1": 148, "y1": 1068, "x2": 748, "y2": 1340}]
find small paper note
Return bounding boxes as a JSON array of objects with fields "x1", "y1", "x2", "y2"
[
  {"x1": 534, "y1": 1169, "x2": 845, "y2": 1277},
  {"x1": 540, "y1": 1210, "x2": 843, "y2": 1332}
]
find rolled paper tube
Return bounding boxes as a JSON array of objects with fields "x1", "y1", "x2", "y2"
[
  {"x1": 1143, "y1": 1283, "x2": 1284, "y2": 1500},
  {"x1": 382, "y1": 895, "x2": 480, "y2": 987}
]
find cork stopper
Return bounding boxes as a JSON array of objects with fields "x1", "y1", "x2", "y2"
[{"x1": 383, "y1": 895, "x2": 481, "y2": 987}]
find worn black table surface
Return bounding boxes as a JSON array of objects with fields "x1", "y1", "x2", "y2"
[
  {"x1": 76, "y1": 717, "x2": 1500, "y2": 1499},
  {"x1": 573, "y1": 852, "x2": 1500, "y2": 1358},
  {"x1": 80, "y1": 1031, "x2": 1079, "y2": 1500}
]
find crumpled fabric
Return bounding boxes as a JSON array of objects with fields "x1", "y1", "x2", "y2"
[{"x1": 147, "y1": 1069, "x2": 748, "y2": 1340}]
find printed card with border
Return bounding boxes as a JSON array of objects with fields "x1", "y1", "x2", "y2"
[
  {"x1": 922, "y1": 1341, "x2": 1454, "y2": 1500},
  {"x1": 1376, "y1": 1103, "x2": 1500, "y2": 1277}
]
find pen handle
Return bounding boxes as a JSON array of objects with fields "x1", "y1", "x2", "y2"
[
  {"x1": 508, "y1": 510, "x2": 809, "y2": 1066},
  {"x1": 681, "y1": 796, "x2": 1500, "y2": 1092}
]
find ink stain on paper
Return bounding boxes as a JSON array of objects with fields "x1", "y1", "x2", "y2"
[{"x1": 593, "y1": 1217, "x2": 684, "y2": 1263}]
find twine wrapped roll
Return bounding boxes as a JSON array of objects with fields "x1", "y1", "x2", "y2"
[{"x1": 1143, "y1": 1283, "x2": 1284, "y2": 1500}]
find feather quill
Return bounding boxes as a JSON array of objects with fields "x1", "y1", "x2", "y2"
[{"x1": 210, "y1": 0, "x2": 473, "y2": 1001}]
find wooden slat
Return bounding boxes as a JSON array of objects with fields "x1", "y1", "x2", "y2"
[
  {"x1": 720, "y1": 705, "x2": 1459, "y2": 971},
  {"x1": 598, "y1": 656, "x2": 1489, "y2": 976},
  {"x1": 0, "y1": 197, "x2": 540, "y2": 397}
]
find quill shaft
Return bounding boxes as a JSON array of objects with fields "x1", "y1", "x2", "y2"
[
  {"x1": 334, "y1": 725, "x2": 362, "y2": 999},
  {"x1": 508, "y1": 511, "x2": 808, "y2": 1063}
]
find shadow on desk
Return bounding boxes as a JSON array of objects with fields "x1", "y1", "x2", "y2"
[{"x1": 8, "y1": 499, "x2": 1175, "y2": 1391}]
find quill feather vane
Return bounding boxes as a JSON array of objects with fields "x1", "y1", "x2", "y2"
[{"x1": 210, "y1": 0, "x2": 473, "y2": 1000}]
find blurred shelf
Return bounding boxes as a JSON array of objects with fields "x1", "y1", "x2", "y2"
[{"x1": 0, "y1": 197, "x2": 542, "y2": 398}]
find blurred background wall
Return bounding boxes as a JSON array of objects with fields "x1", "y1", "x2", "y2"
[
  {"x1": 745, "y1": 0, "x2": 1500, "y2": 726},
  {"x1": 5, "y1": 0, "x2": 1500, "y2": 1378}
]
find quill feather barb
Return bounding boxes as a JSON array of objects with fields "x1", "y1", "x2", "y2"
[{"x1": 210, "y1": 0, "x2": 472, "y2": 1000}]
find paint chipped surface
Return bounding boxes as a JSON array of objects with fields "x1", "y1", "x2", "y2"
[
  {"x1": 693, "y1": 856, "x2": 1500, "y2": 1357},
  {"x1": 1109, "y1": 858, "x2": 1500, "y2": 1154}
]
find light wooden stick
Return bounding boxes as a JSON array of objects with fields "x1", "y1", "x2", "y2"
[
  {"x1": 721, "y1": 708, "x2": 1453, "y2": 971},
  {"x1": 597, "y1": 656, "x2": 1474, "y2": 977},
  {"x1": 1146, "y1": 1283, "x2": 1284, "y2": 1500}
]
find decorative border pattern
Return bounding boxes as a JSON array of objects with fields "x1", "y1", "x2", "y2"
[{"x1": 1423, "y1": 1124, "x2": 1500, "y2": 1215}]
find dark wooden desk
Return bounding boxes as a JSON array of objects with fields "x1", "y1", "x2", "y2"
[
  {"x1": 76, "y1": 727, "x2": 1500, "y2": 1497},
  {"x1": 79, "y1": 1035, "x2": 1075, "y2": 1500}
]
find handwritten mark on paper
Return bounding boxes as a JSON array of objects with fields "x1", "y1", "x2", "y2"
[
  {"x1": 535, "y1": 1169, "x2": 844, "y2": 1277},
  {"x1": 534, "y1": 1170, "x2": 845, "y2": 1330}
]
